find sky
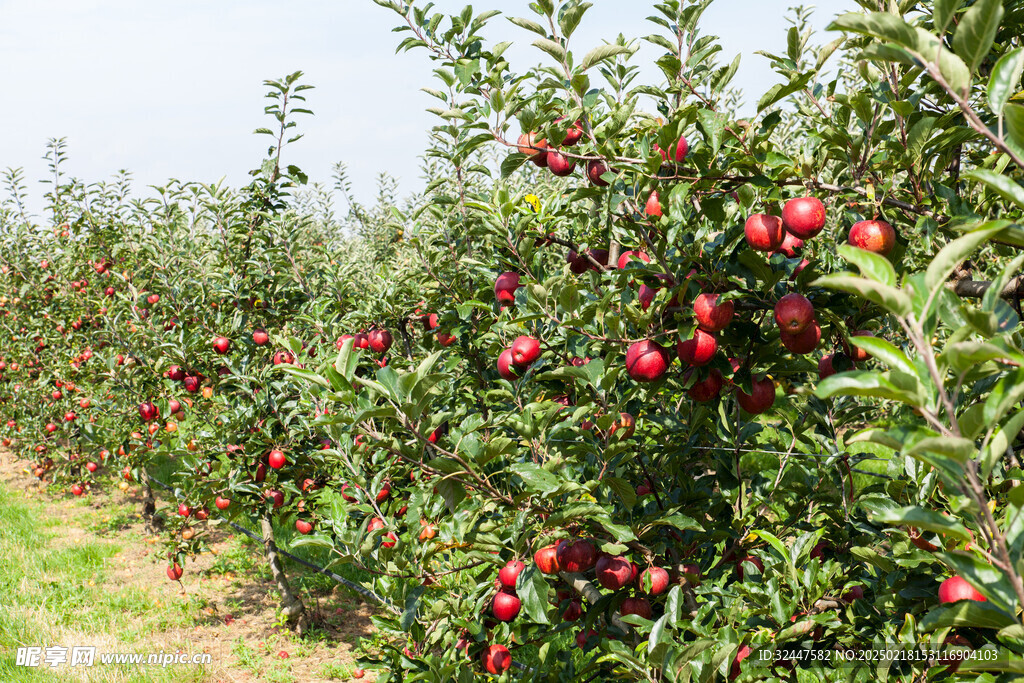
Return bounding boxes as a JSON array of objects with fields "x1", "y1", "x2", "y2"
[{"x1": 0, "y1": 0, "x2": 856, "y2": 219}]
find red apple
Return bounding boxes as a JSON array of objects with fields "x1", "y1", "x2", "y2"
[
  {"x1": 596, "y1": 554, "x2": 635, "y2": 590},
  {"x1": 546, "y1": 150, "x2": 575, "y2": 176},
  {"x1": 626, "y1": 340, "x2": 672, "y2": 382},
  {"x1": 480, "y1": 643, "x2": 511, "y2": 675},
  {"x1": 556, "y1": 539, "x2": 598, "y2": 573},
  {"x1": 534, "y1": 545, "x2": 561, "y2": 574},
  {"x1": 781, "y1": 197, "x2": 826, "y2": 239},
  {"x1": 939, "y1": 576, "x2": 986, "y2": 603},
  {"x1": 776, "y1": 230, "x2": 805, "y2": 258},
  {"x1": 213, "y1": 336, "x2": 230, "y2": 354},
  {"x1": 494, "y1": 272, "x2": 521, "y2": 304},
  {"x1": 516, "y1": 132, "x2": 548, "y2": 165},
  {"x1": 620, "y1": 596, "x2": 652, "y2": 619},
  {"x1": 617, "y1": 250, "x2": 651, "y2": 270},
  {"x1": 492, "y1": 589, "x2": 522, "y2": 622},
  {"x1": 368, "y1": 329, "x2": 393, "y2": 353},
  {"x1": 737, "y1": 376, "x2": 775, "y2": 414},
  {"x1": 267, "y1": 449, "x2": 286, "y2": 469},
  {"x1": 587, "y1": 160, "x2": 610, "y2": 186},
  {"x1": 730, "y1": 644, "x2": 752, "y2": 681},
  {"x1": 253, "y1": 329, "x2": 269, "y2": 346},
  {"x1": 849, "y1": 219, "x2": 896, "y2": 256},
  {"x1": 677, "y1": 328, "x2": 717, "y2": 367},
  {"x1": 295, "y1": 519, "x2": 314, "y2": 535},
  {"x1": 780, "y1": 319, "x2": 821, "y2": 354},
  {"x1": 214, "y1": 496, "x2": 231, "y2": 510},
  {"x1": 640, "y1": 567, "x2": 670, "y2": 595},
  {"x1": 498, "y1": 560, "x2": 525, "y2": 589},
  {"x1": 693, "y1": 293, "x2": 734, "y2": 332},
  {"x1": 774, "y1": 293, "x2": 815, "y2": 334},
  {"x1": 687, "y1": 368, "x2": 724, "y2": 402},
  {"x1": 167, "y1": 563, "x2": 183, "y2": 581},
  {"x1": 656, "y1": 135, "x2": 689, "y2": 163},
  {"x1": 744, "y1": 214, "x2": 785, "y2": 251},
  {"x1": 497, "y1": 348, "x2": 519, "y2": 380},
  {"x1": 645, "y1": 191, "x2": 662, "y2": 217},
  {"x1": 510, "y1": 336, "x2": 541, "y2": 367}
]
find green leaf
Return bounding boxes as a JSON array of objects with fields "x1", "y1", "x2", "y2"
[
  {"x1": 984, "y1": 367, "x2": 1024, "y2": 425},
  {"x1": 813, "y1": 275, "x2": 912, "y2": 315},
  {"x1": 906, "y1": 436, "x2": 976, "y2": 464},
  {"x1": 507, "y1": 16, "x2": 547, "y2": 36},
  {"x1": 981, "y1": 409, "x2": 1024, "y2": 477},
  {"x1": 920, "y1": 601, "x2": 1017, "y2": 631},
  {"x1": 532, "y1": 38, "x2": 566, "y2": 63},
  {"x1": 939, "y1": 551, "x2": 1019, "y2": 613},
  {"x1": 989, "y1": 48, "x2": 1024, "y2": 116},
  {"x1": 965, "y1": 170, "x2": 1024, "y2": 209},
  {"x1": 509, "y1": 462, "x2": 561, "y2": 492},
  {"x1": 815, "y1": 370, "x2": 920, "y2": 404},
  {"x1": 871, "y1": 506, "x2": 972, "y2": 542},
  {"x1": 925, "y1": 222, "x2": 1010, "y2": 294},
  {"x1": 582, "y1": 44, "x2": 630, "y2": 70},
  {"x1": 516, "y1": 566, "x2": 551, "y2": 624},
  {"x1": 952, "y1": 0, "x2": 1003, "y2": 75},
  {"x1": 1005, "y1": 103, "x2": 1024, "y2": 150},
  {"x1": 837, "y1": 244, "x2": 897, "y2": 287},
  {"x1": 848, "y1": 337, "x2": 916, "y2": 376},
  {"x1": 934, "y1": 0, "x2": 964, "y2": 35}
]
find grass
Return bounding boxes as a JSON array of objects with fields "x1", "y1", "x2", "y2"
[{"x1": 0, "y1": 483, "x2": 208, "y2": 683}]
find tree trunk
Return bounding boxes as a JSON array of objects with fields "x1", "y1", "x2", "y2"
[
  {"x1": 138, "y1": 470, "x2": 161, "y2": 534},
  {"x1": 260, "y1": 513, "x2": 309, "y2": 633}
]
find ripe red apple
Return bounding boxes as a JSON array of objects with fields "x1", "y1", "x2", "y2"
[
  {"x1": 546, "y1": 150, "x2": 575, "y2": 176},
  {"x1": 773, "y1": 293, "x2": 815, "y2": 334},
  {"x1": 480, "y1": 643, "x2": 511, "y2": 675},
  {"x1": 510, "y1": 336, "x2": 541, "y2": 368},
  {"x1": 734, "y1": 554, "x2": 764, "y2": 580},
  {"x1": 620, "y1": 596, "x2": 653, "y2": 619},
  {"x1": 567, "y1": 247, "x2": 609, "y2": 274},
  {"x1": 183, "y1": 375, "x2": 201, "y2": 392},
  {"x1": 353, "y1": 668, "x2": 365, "y2": 678},
  {"x1": 492, "y1": 589, "x2": 522, "y2": 622},
  {"x1": 272, "y1": 350, "x2": 294, "y2": 365},
  {"x1": 498, "y1": 560, "x2": 525, "y2": 589},
  {"x1": 253, "y1": 329, "x2": 269, "y2": 346},
  {"x1": 178, "y1": 503, "x2": 192, "y2": 517},
  {"x1": 79, "y1": 398, "x2": 91, "y2": 409},
  {"x1": 656, "y1": 135, "x2": 689, "y2": 163},
  {"x1": 677, "y1": 328, "x2": 717, "y2": 367},
  {"x1": 617, "y1": 250, "x2": 651, "y2": 270},
  {"x1": 497, "y1": 348, "x2": 519, "y2": 380},
  {"x1": 167, "y1": 563, "x2": 183, "y2": 581},
  {"x1": 849, "y1": 219, "x2": 896, "y2": 255},
  {"x1": 576, "y1": 629, "x2": 599, "y2": 650},
  {"x1": 213, "y1": 336, "x2": 230, "y2": 354},
  {"x1": 737, "y1": 376, "x2": 776, "y2": 414},
  {"x1": 214, "y1": 496, "x2": 231, "y2": 510},
  {"x1": 494, "y1": 271, "x2": 521, "y2": 304},
  {"x1": 687, "y1": 368, "x2": 724, "y2": 402},
  {"x1": 939, "y1": 576, "x2": 986, "y2": 603},
  {"x1": 607, "y1": 412, "x2": 635, "y2": 440},
  {"x1": 368, "y1": 329, "x2": 393, "y2": 353},
  {"x1": 587, "y1": 160, "x2": 610, "y2": 186},
  {"x1": 138, "y1": 401, "x2": 159, "y2": 422},
  {"x1": 645, "y1": 191, "x2": 662, "y2": 217},
  {"x1": 562, "y1": 598, "x2": 583, "y2": 621},
  {"x1": 557, "y1": 118, "x2": 584, "y2": 145},
  {"x1": 71, "y1": 483, "x2": 84, "y2": 496},
  {"x1": 693, "y1": 293, "x2": 734, "y2": 332},
  {"x1": 516, "y1": 132, "x2": 548, "y2": 165},
  {"x1": 295, "y1": 519, "x2": 314, "y2": 535},
  {"x1": 780, "y1": 319, "x2": 821, "y2": 354},
  {"x1": 436, "y1": 331, "x2": 456, "y2": 347},
  {"x1": 782, "y1": 197, "x2": 826, "y2": 239},
  {"x1": 556, "y1": 538, "x2": 598, "y2": 573},
  {"x1": 842, "y1": 585, "x2": 865, "y2": 603},
  {"x1": 640, "y1": 567, "x2": 670, "y2": 595},
  {"x1": 268, "y1": 449, "x2": 286, "y2": 469},
  {"x1": 625, "y1": 340, "x2": 672, "y2": 382},
  {"x1": 168, "y1": 365, "x2": 185, "y2": 382},
  {"x1": 843, "y1": 330, "x2": 874, "y2": 361},
  {"x1": 534, "y1": 544, "x2": 561, "y2": 574},
  {"x1": 596, "y1": 554, "x2": 635, "y2": 590},
  {"x1": 264, "y1": 489, "x2": 284, "y2": 509},
  {"x1": 168, "y1": 399, "x2": 182, "y2": 415},
  {"x1": 776, "y1": 230, "x2": 805, "y2": 258},
  {"x1": 730, "y1": 644, "x2": 752, "y2": 681},
  {"x1": 86, "y1": 461, "x2": 98, "y2": 473},
  {"x1": 744, "y1": 214, "x2": 785, "y2": 251}
]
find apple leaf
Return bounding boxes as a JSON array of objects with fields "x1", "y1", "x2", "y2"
[
  {"x1": 581, "y1": 44, "x2": 630, "y2": 70},
  {"x1": 952, "y1": 0, "x2": 1003, "y2": 75},
  {"x1": 517, "y1": 566, "x2": 551, "y2": 624},
  {"x1": 870, "y1": 505, "x2": 972, "y2": 541},
  {"x1": 989, "y1": 48, "x2": 1024, "y2": 116}
]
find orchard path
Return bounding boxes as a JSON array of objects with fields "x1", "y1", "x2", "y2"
[{"x1": 0, "y1": 449, "x2": 378, "y2": 683}]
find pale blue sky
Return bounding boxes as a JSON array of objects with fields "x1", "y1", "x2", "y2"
[{"x1": 0, "y1": 1, "x2": 854, "y2": 217}]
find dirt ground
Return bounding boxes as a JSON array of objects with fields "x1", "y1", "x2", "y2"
[{"x1": 0, "y1": 450, "x2": 380, "y2": 683}]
